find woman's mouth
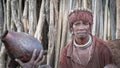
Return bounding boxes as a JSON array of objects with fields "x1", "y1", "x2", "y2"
[{"x1": 77, "y1": 31, "x2": 86, "y2": 35}]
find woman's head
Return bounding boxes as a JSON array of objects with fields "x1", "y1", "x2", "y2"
[
  {"x1": 68, "y1": 9, "x2": 93, "y2": 39},
  {"x1": 68, "y1": 9, "x2": 93, "y2": 32}
]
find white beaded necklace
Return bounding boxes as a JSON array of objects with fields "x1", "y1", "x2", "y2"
[{"x1": 74, "y1": 35, "x2": 92, "y2": 48}]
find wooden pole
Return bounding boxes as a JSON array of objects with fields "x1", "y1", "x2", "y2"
[
  {"x1": 99, "y1": 0, "x2": 104, "y2": 39},
  {"x1": 22, "y1": 0, "x2": 28, "y2": 32},
  {"x1": 34, "y1": 0, "x2": 45, "y2": 41},
  {"x1": 116, "y1": 0, "x2": 120, "y2": 39},
  {"x1": 55, "y1": 0, "x2": 63, "y2": 68},
  {"x1": 92, "y1": 0, "x2": 97, "y2": 35},
  {"x1": 47, "y1": 0, "x2": 54, "y2": 66},
  {"x1": 103, "y1": 0, "x2": 108, "y2": 40},
  {"x1": 110, "y1": 0, "x2": 116, "y2": 40},
  {"x1": 6, "y1": 0, "x2": 11, "y2": 30},
  {"x1": 11, "y1": 0, "x2": 23, "y2": 32},
  {"x1": 60, "y1": 13, "x2": 68, "y2": 54},
  {"x1": 82, "y1": 0, "x2": 87, "y2": 8},
  {"x1": 28, "y1": 0, "x2": 35, "y2": 35}
]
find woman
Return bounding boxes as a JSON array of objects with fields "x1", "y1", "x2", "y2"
[{"x1": 59, "y1": 8, "x2": 114, "y2": 68}]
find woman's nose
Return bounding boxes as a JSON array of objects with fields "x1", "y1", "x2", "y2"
[{"x1": 78, "y1": 25, "x2": 85, "y2": 30}]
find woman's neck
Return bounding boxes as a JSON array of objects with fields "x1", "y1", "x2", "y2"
[{"x1": 75, "y1": 35, "x2": 89, "y2": 45}]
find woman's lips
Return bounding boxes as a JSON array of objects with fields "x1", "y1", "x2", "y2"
[{"x1": 77, "y1": 31, "x2": 86, "y2": 34}]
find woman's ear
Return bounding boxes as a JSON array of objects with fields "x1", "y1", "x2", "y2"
[
  {"x1": 70, "y1": 28, "x2": 74, "y2": 34},
  {"x1": 90, "y1": 24, "x2": 93, "y2": 32}
]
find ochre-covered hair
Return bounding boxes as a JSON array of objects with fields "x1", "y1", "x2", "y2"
[{"x1": 68, "y1": 9, "x2": 93, "y2": 31}]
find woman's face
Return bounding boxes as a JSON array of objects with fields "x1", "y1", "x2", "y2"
[{"x1": 71, "y1": 20, "x2": 90, "y2": 39}]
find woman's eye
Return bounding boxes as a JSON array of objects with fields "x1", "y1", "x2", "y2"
[
  {"x1": 84, "y1": 22, "x2": 89, "y2": 25},
  {"x1": 74, "y1": 22, "x2": 80, "y2": 25},
  {"x1": 74, "y1": 23, "x2": 79, "y2": 25}
]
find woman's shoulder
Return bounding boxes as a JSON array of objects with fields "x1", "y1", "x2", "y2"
[
  {"x1": 63, "y1": 40, "x2": 73, "y2": 49},
  {"x1": 94, "y1": 36, "x2": 108, "y2": 46},
  {"x1": 93, "y1": 36, "x2": 112, "y2": 53},
  {"x1": 93, "y1": 36, "x2": 111, "y2": 51},
  {"x1": 60, "y1": 40, "x2": 73, "y2": 56}
]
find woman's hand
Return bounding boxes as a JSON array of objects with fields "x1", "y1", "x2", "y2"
[{"x1": 15, "y1": 49, "x2": 45, "y2": 68}]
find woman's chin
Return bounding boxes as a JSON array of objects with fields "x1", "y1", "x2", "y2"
[{"x1": 77, "y1": 35, "x2": 88, "y2": 39}]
